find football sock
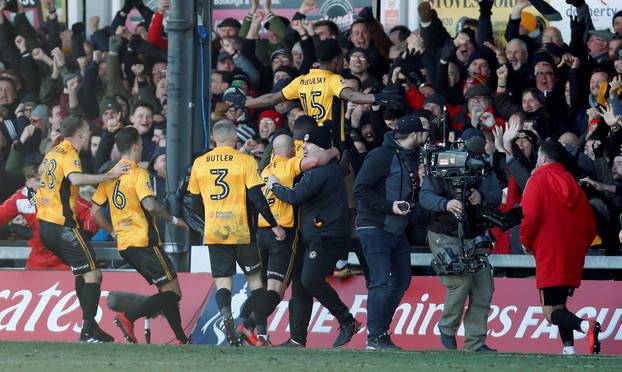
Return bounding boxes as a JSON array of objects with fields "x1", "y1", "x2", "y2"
[
  {"x1": 81, "y1": 283, "x2": 101, "y2": 332},
  {"x1": 161, "y1": 292, "x2": 187, "y2": 343},
  {"x1": 125, "y1": 291, "x2": 170, "y2": 322},
  {"x1": 238, "y1": 297, "x2": 254, "y2": 328},
  {"x1": 265, "y1": 290, "x2": 282, "y2": 319},
  {"x1": 215, "y1": 288, "x2": 232, "y2": 317},
  {"x1": 247, "y1": 288, "x2": 268, "y2": 335},
  {"x1": 550, "y1": 308, "x2": 582, "y2": 331},
  {"x1": 558, "y1": 326, "x2": 574, "y2": 346},
  {"x1": 75, "y1": 276, "x2": 85, "y2": 303}
]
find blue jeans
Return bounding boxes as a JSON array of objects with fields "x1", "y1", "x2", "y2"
[{"x1": 357, "y1": 227, "x2": 412, "y2": 338}]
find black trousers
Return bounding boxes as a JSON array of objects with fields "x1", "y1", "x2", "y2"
[{"x1": 289, "y1": 236, "x2": 352, "y2": 343}]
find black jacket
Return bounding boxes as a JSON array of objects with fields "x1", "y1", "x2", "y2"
[
  {"x1": 353, "y1": 132, "x2": 416, "y2": 235},
  {"x1": 272, "y1": 159, "x2": 349, "y2": 240},
  {"x1": 419, "y1": 170, "x2": 501, "y2": 238}
]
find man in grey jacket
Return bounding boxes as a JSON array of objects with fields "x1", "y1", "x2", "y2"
[
  {"x1": 419, "y1": 128, "x2": 501, "y2": 352},
  {"x1": 268, "y1": 125, "x2": 360, "y2": 348}
]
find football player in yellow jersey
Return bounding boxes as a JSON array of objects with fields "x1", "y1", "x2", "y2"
[
  {"x1": 224, "y1": 38, "x2": 400, "y2": 144},
  {"x1": 36, "y1": 116, "x2": 131, "y2": 343},
  {"x1": 91, "y1": 127, "x2": 190, "y2": 344},
  {"x1": 187, "y1": 119, "x2": 286, "y2": 346}
]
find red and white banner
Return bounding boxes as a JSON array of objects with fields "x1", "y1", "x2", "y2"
[
  {"x1": 0, "y1": 271, "x2": 213, "y2": 343},
  {"x1": 264, "y1": 277, "x2": 622, "y2": 353},
  {"x1": 1, "y1": 270, "x2": 620, "y2": 354}
]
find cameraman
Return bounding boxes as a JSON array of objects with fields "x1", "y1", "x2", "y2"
[{"x1": 419, "y1": 128, "x2": 501, "y2": 352}]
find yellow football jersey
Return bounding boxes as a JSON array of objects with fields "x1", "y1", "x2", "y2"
[
  {"x1": 258, "y1": 155, "x2": 303, "y2": 228},
  {"x1": 281, "y1": 69, "x2": 347, "y2": 141},
  {"x1": 294, "y1": 139, "x2": 304, "y2": 158},
  {"x1": 91, "y1": 160, "x2": 160, "y2": 251},
  {"x1": 188, "y1": 146, "x2": 264, "y2": 244},
  {"x1": 36, "y1": 140, "x2": 83, "y2": 227}
]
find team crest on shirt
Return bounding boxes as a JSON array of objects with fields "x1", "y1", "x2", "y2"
[
  {"x1": 309, "y1": 250, "x2": 317, "y2": 259},
  {"x1": 74, "y1": 160, "x2": 81, "y2": 167},
  {"x1": 304, "y1": 134, "x2": 309, "y2": 142}
]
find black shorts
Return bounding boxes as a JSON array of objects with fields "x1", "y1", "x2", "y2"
[
  {"x1": 38, "y1": 220, "x2": 98, "y2": 275},
  {"x1": 208, "y1": 244, "x2": 262, "y2": 278},
  {"x1": 540, "y1": 286, "x2": 575, "y2": 306},
  {"x1": 120, "y1": 246, "x2": 177, "y2": 286},
  {"x1": 256, "y1": 227, "x2": 298, "y2": 283}
]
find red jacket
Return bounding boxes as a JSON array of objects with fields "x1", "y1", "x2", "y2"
[
  {"x1": 0, "y1": 187, "x2": 98, "y2": 270},
  {"x1": 520, "y1": 163, "x2": 596, "y2": 289}
]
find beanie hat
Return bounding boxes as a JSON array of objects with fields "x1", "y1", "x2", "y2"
[
  {"x1": 467, "y1": 50, "x2": 492, "y2": 68},
  {"x1": 424, "y1": 93, "x2": 446, "y2": 107},
  {"x1": 259, "y1": 109, "x2": 285, "y2": 129},
  {"x1": 303, "y1": 126, "x2": 332, "y2": 149},
  {"x1": 148, "y1": 146, "x2": 166, "y2": 174},
  {"x1": 236, "y1": 123, "x2": 255, "y2": 143},
  {"x1": 31, "y1": 104, "x2": 49, "y2": 126},
  {"x1": 99, "y1": 96, "x2": 122, "y2": 114},
  {"x1": 531, "y1": 50, "x2": 556, "y2": 71}
]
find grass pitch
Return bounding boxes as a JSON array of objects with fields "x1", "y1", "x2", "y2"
[{"x1": 1, "y1": 342, "x2": 620, "y2": 371}]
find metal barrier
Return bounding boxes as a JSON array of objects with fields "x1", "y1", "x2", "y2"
[
  {"x1": 2, "y1": 241, "x2": 622, "y2": 270},
  {"x1": 347, "y1": 252, "x2": 622, "y2": 270}
]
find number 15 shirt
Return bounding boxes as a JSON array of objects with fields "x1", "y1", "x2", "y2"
[
  {"x1": 281, "y1": 69, "x2": 347, "y2": 141},
  {"x1": 188, "y1": 146, "x2": 264, "y2": 245}
]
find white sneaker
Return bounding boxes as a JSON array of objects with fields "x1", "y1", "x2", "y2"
[{"x1": 562, "y1": 346, "x2": 576, "y2": 355}]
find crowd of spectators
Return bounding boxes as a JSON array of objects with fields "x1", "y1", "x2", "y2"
[{"x1": 0, "y1": 0, "x2": 621, "y2": 259}]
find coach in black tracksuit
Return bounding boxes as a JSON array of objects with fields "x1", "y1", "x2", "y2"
[{"x1": 269, "y1": 126, "x2": 359, "y2": 348}]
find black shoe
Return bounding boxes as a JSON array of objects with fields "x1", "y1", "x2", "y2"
[
  {"x1": 79, "y1": 328, "x2": 111, "y2": 343},
  {"x1": 366, "y1": 333, "x2": 400, "y2": 350},
  {"x1": 474, "y1": 344, "x2": 497, "y2": 352},
  {"x1": 333, "y1": 319, "x2": 361, "y2": 348},
  {"x1": 92, "y1": 324, "x2": 114, "y2": 342},
  {"x1": 278, "y1": 338, "x2": 305, "y2": 348},
  {"x1": 440, "y1": 332, "x2": 457, "y2": 350},
  {"x1": 223, "y1": 315, "x2": 242, "y2": 347}
]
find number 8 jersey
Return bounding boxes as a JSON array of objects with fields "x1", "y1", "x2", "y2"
[
  {"x1": 188, "y1": 146, "x2": 264, "y2": 245},
  {"x1": 36, "y1": 139, "x2": 83, "y2": 227},
  {"x1": 91, "y1": 160, "x2": 160, "y2": 250}
]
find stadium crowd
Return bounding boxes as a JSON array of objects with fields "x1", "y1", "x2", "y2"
[{"x1": 0, "y1": 0, "x2": 618, "y2": 352}]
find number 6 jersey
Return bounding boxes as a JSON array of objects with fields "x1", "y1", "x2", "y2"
[
  {"x1": 91, "y1": 160, "x2": 160, "y2": 250},
  {"x1": 188, "y1": 146, "x2": 264, "y2": 245}
]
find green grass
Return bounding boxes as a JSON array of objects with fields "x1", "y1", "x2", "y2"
[{"x1": 1, "y1": 342, "x2": 621, "y2": 372}]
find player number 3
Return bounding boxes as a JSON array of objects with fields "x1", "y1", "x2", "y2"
[{"x1": 210, "y1": 169, "x2": 230, "y2": 200}]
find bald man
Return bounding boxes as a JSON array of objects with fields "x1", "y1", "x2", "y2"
[{"x1": 237, "y1": 134, "x2": 340, "y2": 346}]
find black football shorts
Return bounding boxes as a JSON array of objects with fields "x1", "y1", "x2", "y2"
[
  {"x1": 208, "y1": 244, "x2": 262, "y2": 278},
  {"x1": 120, "y1": 246, "x2": 177, "y2": 286},
  {"x1": 256, "y1": 227, "x2": 297, "y2": 283},
  {"x1": 39, "y1": 220, "x2": 98, "y2": 275}
]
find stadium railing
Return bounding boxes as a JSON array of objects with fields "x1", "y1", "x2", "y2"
[{"x1": 1, "y1": 241, "x2": 622, "y2": 270}]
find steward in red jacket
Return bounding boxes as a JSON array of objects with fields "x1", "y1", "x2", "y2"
[{"x1": 520, "y1": 141, "x2": 599, "y2": 355}]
